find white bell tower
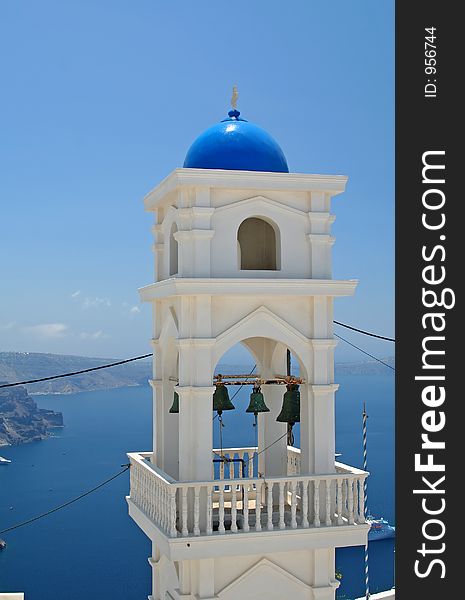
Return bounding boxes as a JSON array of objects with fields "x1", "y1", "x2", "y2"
[{"x1": 127, "y1": 104, "x2": 369, "y2": 600}]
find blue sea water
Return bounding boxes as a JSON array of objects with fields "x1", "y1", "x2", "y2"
[{"x1": 0, "y1": 374, "x2": 394, "y2": 599}]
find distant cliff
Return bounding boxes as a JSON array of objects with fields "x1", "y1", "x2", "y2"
[
  {"x1": 216, "y1": 357, "x2": 395, "y2": 377},
  {"x1": 0, "y1": 385, "x2": 64, "y2": 446},
  {"x1": 0, "y1": 351, "x2": 152, "y2": 395},
  {"x1": 335, "y1": 356, "x2": 395, "y2": 375}
]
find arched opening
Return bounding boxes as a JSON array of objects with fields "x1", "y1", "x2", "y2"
[
  {"x1": 237, "y1": 217, "x2": 279, "y2": 270},
  {"x1": 169, "y1": 222, "x2": 178, "y2": 276},
  {"x1": 212, "y1": 339, "x2": 303, "y2": 481}
]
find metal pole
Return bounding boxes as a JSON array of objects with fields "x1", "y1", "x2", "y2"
[
  {"x1": 286, "y1": 349, "x2": 294, "y2": 446},
  {"x1": 363, "y1": 402, "x2": 370, "y2": 600}
]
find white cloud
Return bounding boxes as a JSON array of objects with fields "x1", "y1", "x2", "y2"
[
  {"x1": 82, "y1": 296, "x2": 111, "y2": 310},
  {"x1": 79, "y1": 330, "x2": 107, "y2": 340},
  {"x1": 129, "y1": 306, "x2": 140, "y2": 315},
  {"x1": 0, "y1": 321, "x2": 17, "y2": 331},
  {"x1": 24, "y1": 323, "x2": 68, "y2": 338},
  {"x1": 70, "y1": 290, "x2": 111, "y2": 310}
]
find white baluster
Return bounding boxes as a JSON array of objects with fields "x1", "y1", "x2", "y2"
[
  {"x1": 206, "y1": 485, "x2": 213, "y2": 536},
  {"x1": 255, "y1": 480, "x2": 262, "y2": 531},
  {"x1": 243, "y1": 483, "x2": 250, "y2": 532},
  {"x1": 155, "y1": 481, "x2": 160, "y2": 527},
  {"x1": 342, "y1": 478, "x2": 348, "y2": 518},
  {"x1": 151, "y1": 476, "x2": 155, "y2": 522},
  {"x1": 181, "y1": 487, "x2": 188, "y2": 536},
  {"x1": 140, "y1": 470, "x2": 145, "y2": 512},
  {"x1": 337, "y1": 478, "x2": 343, "y2": 525},
  {"x1": 145, "y1": 472, "x2": 149, "y2": 514},
  {"x1": 150, "y1": 477, "x2": 155, "y2": 521},
  {"x1": 142, "y1": 471, "x2": 147, "y2": 514},
  {"x1": 248, "y1": 453, "x2": 254, "y2": 478},
  {"x1": 169, "y1": 487, "x2": 177, "y2": 537},
  {"x1": 231, "y1": 483, "x2": 238, "y2": 532},
  {"x1": 238, "y1": 452, "x2": 243, "y2": 478},
  {"x1": 158, "y1": 483, "x2": 163, "y2": 530},
  {"x1": 301, "y1": 480, "x2": 309, "y2": 528},
  {"x1": 348, "y1": 478, "x2": 354, "y2": 525},
  {"x1": 291, "y1": 480, "x2": 297, "y2": 529},
  {"x1": 325, "y1": 479, "x2": 332, "y2": 526},
  {"x1": 279, "y1": 482, "x2": 285, "y2": 530},
  {"x1": 194, "y1": 486, "x2": 200, "y2": 536},
  {"x1": 219, "y1": 483, "x2": 225, "y2": 534},
  {"x1": 358, "y1": 477, "x2": 366, "y2": 523},
  {"x1": 228, "y1": 455, "x2": 234, "y2": 480},
  {"x1": 313, "y1": 480, "x2": 320, "y2": 527},
  {"x1": 353, "y1": 477, "x2": 359, "y2": 523},
  {"x1": 267, "y1": 483, "x2": 274, "y2": 530},
  {"x1": 219, "y1": 458, "x2": 225, "y2": 481},
  {"x1": 163, "y1": 485, "x2": 168, "y2": 532}
]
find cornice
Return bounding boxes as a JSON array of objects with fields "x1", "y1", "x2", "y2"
[
  {"x1": 144, "y1": 168, "x2": 348, "y2": 211},
  {"x1": 139, "y1": 278, "x2": 358, "y2": 301}
]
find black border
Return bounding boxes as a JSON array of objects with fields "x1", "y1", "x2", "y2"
[{"x1": 396, "y1": 4, "x2": 459, "y2": 597}]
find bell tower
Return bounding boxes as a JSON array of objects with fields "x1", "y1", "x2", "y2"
[{"x1": 127, "y1": 101, "x2": 369, "y2": 600}]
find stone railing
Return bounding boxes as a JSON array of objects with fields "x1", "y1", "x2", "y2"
[{"x1": 128, "y1": 451, "x2": 368, "y2": 539}]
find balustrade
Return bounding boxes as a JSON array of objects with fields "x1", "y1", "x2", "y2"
[{"x1": 128, "y1": 451, "x2": 368, "y2": 540}]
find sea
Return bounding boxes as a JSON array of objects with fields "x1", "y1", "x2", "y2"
[{"x1": 0, "y1": 373, "x2": 394, "y2": 599}]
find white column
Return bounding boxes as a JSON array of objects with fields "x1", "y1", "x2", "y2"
[
  {"x1": 307, "y1": 234, "x2": 335, "y2": 279},
  {"x1": 312, "y1": 548, "x2": 340, "y2": 600},
  {"x1": 312, "y1": 385, "x2": 339, "y2": 473},
  {"x1": 149, "y1": 544, "x2": 161, "y2": 600},
  {"x1": 259, "y1": 342, "x2": 287, "y2": 478},
  {"x1": 260, "y1": 383, "x2": 287, "y2": 477},
  {"x1": 163, "y1": 377, "x2": 180, "y2": 480},
  {"x1": 197, "y1": 558, "x2": 216, "y2": 599},
  {"x1": 299, "y1": 383, "x2": 314, "y2": 474},
  {"x1": 177, "y1": 385, "x2": 215, "y2": 482}
]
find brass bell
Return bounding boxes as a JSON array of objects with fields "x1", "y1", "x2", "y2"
[
  {"x1": 276, "y1": 383, "x2": 300, "y2": 425},
  {"x1": 213, "y1": 383, "x2": 235, "y2": 414},
  {"x1": 246, "y1": 386, "x2": 270, "y2": 415},
  {"x1": 169, "y1": 388, "x2": 179, "y2": 413}
]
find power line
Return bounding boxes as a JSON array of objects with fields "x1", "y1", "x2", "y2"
[
  {"x1": 0, "y1": 465, "x2": 130, "y2": 535},
  {"x1": 334, "y1": 333, "x2": 395, "y2": 371},
  {"x1": 334, "y1": 321, "x2": 395, "y2": 342},
  {"x1": 0, "y1": 354, "x2": 153, "y2": 389},
  {"x1": 229, "y1": 364, "x2": 257, "y2": 402}
]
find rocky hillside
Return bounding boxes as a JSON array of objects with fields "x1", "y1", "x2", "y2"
[
  {"x1": 0, "y1": 385, "x2": 63, "y2": 446},
  {"x1": 0, "y1": 352, "x2": 152, "y2": 395}
]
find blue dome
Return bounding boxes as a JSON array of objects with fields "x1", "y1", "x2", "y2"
[{"x1": 183, "y1": 110, "x2": 289, "y2": 173}]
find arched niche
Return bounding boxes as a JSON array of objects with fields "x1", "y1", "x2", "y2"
[{"x1": 237, "y1": 217, "x2": 280, "y2": 271}]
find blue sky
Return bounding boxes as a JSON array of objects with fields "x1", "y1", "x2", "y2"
[{"x1": 0, "y1": 0, "x2": 394, "y2": 363}]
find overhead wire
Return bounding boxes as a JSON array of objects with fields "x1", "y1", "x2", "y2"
[
  {"x1": 0, "y1": 354, "x2": 153, "y2": 389},
  {"x1": 334, "y1": 333, "x2": 395, "y2": 371},
  {"x1": 333, "y1": 320, "x2": 395, "y2": 342},
  {"x1": 0, "y1": 464, "x2": 130, "y2": 535}
]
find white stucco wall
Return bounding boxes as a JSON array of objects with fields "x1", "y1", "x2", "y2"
[{"x1": 133, "y1": 167, "x2": 363, "y2": 600}]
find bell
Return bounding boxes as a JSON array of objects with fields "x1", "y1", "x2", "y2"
[
  {"x1": 276, "y1": 384, "x2": 300, "y2": 425},
  {"x1": 169, "y1": 388, "x2": 179, "y2": 413},
  {"x1": 213, "y1": 383, "x2": 235, "y2": 414},
  {"x1": 246, "y1": 386, "x2": 270, "y2": 415}
]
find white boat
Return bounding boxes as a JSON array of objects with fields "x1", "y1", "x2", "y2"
[
  {"x1": 0, "y1": 456, "x2": 12, "y2": 464},
  {"x1": 367, "y1": 515, "x2": 395, "y2": 541}
]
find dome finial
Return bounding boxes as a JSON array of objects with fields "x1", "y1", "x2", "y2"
[
  {"x1": 231, "y1": 85, "x2": 238, "y2": 110},
  {"x1": 228, "y1": 85, "x2": 240, "y2": 119}
]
